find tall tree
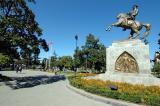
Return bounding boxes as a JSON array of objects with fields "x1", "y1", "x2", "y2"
[
  {"x1": 50, "y1": 51, "x2": 57, "y2": 69},
  {"x1": 0, "y1": 53, "x2": 10, "y2": 65},
  {"x1": 57, "y1": 56, "x2": 73, "y2": 71},
  {"x1": 0, "y1": 0, "x2": 49, "y2": 65},
  {"x1": 41, "y1": 58, "x2": 47, "y2": 71},
  {"x1": 74, "y1": 34, "x2": 106, "y2": 73},
  {"x1": 152, "y1": 34, "x2": 160, "y2": 77}
]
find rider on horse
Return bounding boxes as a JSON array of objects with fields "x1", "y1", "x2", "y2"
[
  {"x1": 127, "y1": 5, "x2": 139, "y2": 21},
  {"x1": 123, "y1": 5, "x2": 139, "y2": 31},
  {"x1": 106, "y1": 5, "x2": 151, "y2": 40}
]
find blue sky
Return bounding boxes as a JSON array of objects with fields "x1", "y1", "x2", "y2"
[{"x1": 29, "y1": 0, "x2": 159, "y2": 59}]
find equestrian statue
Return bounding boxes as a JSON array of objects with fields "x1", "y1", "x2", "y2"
[{"x1": 106, "y1": 5, "x2": 151, "y2": 40}]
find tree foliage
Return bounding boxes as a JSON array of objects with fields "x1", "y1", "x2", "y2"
[
  {"x1": 74, "y1": 33, "x2": 106, "y2": 73},
  {"x1": 43, "y1": 54, "x2": 74, "y2": 71},
  {"x1": 0, "y1": 0, "x2": 49, "y2": 64},
  {"x1": 41, "y1": 58, "x2": 47, "y2": 70},
  {"x1": 152, "y1": 34, "x2": 160, "y2": 76},
  {"x1": 0, "y1": 53, "x2": 10, "y2": 65},
  {"x1": 50, "y1": 52, "x2": 57, "y2": 68},
  {"x1": 152, "y1": 62, "x2": 160, "y2": 74},
  {"x1": 56, "y1": 56, "x2": 73, "y2": 71}
]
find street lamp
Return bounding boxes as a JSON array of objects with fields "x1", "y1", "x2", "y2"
[
  {"x1": 75, "y1": 35, "x2": 78, "y2": 50},
  {"x1": 75, "y1": 35, "x2": 78, "y2": 72}
]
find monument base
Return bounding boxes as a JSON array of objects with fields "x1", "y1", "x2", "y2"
[
  {"x1": 98, "y1": 73, "x2": 160, "y2": 86},
  {"x1": 97, "y1": 39, "x2": 160, "y2": 86}
]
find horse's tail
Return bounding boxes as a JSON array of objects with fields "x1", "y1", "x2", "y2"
[{"x1": 142, "y1": 24, "x2": 151, "y2": 39}]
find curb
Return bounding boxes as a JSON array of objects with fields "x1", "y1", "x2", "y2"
[{"x1": 66, "y1": 80, "x2": 142, "y2": 106}]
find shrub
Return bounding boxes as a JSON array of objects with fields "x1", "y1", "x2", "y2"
[
  {"x1": 104, "y1": 90, "x2": 120, "y2": 99},
  {"x1": 152, "y1": 62, "x2": 160, "y2": 74},
  {"x1": 0, "y1": 53, "x2": 10, "y2": 65},
  {"x1": 119, "y1": 92, "x2": 142, "y2": 103},
  {"x1": 144, "y1": 95, "x2": 160, "y2": 106},
  {"x1": 78, "y1": 73, "x2": 97, "y2": 77},
  {"x1": 32, "y1": 65, "x2": 36, "y2": 70},
  {"x1": 79, "y1": 70, "x2": 89, "y2": 73}
]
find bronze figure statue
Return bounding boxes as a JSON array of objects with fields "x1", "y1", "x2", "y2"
[{"x1": 106, "y1": 5, "x2": 151, "y2": 40}]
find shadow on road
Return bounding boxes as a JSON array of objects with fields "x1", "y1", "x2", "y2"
[
  {"x1": 4, "y1": 75, "x2": 66, "y2": 89},
  {"x1": 0, "y1": 74, "x2": 13, "y2": 82}
]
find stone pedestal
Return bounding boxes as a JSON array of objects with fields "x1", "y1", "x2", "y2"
[
  {"x1": 98, "y1": 39, "x2": 160, "y2": 86},
  {"x1": 106, "y1": 39, "x2": 150, "y2": 74}
]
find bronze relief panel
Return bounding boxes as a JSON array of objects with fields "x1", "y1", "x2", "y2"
[{"x1": 115, "y1": 51, "x2": 139, "y2": 73}]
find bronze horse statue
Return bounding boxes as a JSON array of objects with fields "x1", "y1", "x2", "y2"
[{"x1": 106, "y1": 13, "x2": 151, "y2": 39}]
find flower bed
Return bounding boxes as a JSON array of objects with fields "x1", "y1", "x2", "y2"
[{"x1": 68, "y1": 74, "x2": 160, "y2": 106}]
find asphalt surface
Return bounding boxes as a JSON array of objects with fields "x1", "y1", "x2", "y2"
[{"x1": 0, "y1": 70, "x2": 111, "y2": 106}]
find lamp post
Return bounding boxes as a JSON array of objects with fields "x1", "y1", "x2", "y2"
[
  {"x1": 75, "y1": 35, "x2": 78, "y2": 73},
  {"x1": 75, "y1": 35, "x2": 78, "y2": 50}
]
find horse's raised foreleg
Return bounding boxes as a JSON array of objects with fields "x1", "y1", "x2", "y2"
[
  {"x1": 106, "y1": 21, "x2": 122, "y2": 31},
  {"x1": 106, "y1": 25, "x2": 113, "y2": 31}
]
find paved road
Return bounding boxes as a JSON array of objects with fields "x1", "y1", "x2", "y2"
[{"x1": 0, "y1": 70, "x2": 111, "y2": 106}]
